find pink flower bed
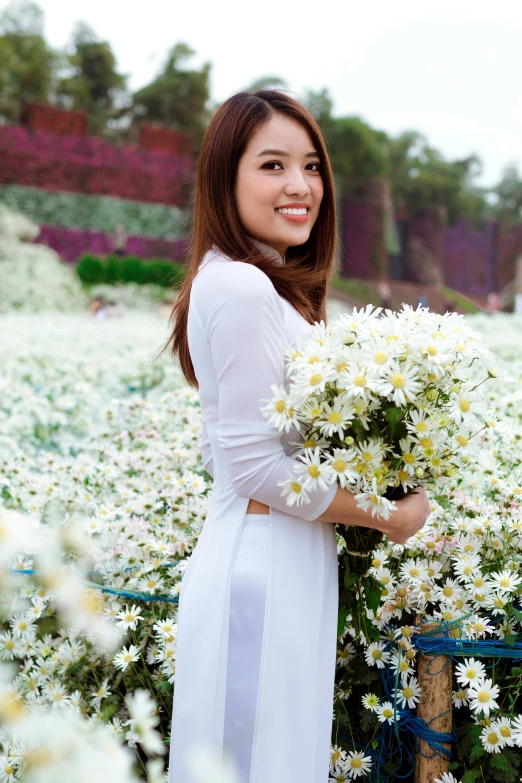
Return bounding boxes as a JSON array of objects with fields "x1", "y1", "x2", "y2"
[
  {"x1": 36, "y1": 225, "x2": 188, "y2": 263},
  {"x1": 0, "y1": 126, "x2": 194, "y2": 207}
]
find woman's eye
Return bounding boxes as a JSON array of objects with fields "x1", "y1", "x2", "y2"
[{"x1": 261, "y1": 161, "x2": 322, "y2": 172}]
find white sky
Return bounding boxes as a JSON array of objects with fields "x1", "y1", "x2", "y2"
[{"x1": 9, "y1": 0, "x2": 522, "y2": 189}]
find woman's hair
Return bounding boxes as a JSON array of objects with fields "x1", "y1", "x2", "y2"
[{"x1": 161, "y1": 89, "x2": 339, "y2": 388}]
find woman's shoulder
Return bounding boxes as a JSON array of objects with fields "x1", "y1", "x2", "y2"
[{"x1": 194, "y1": 247, "x2": 275, "y2": 297}]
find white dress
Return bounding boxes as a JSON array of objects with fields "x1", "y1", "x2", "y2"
[{"x1": 168, "y1": 241, "x2": 339, "y2": 783}]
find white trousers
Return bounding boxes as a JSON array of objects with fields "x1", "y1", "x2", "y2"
[{"x1": 223, "y1": 513, "x2": 270, "y2": 783}]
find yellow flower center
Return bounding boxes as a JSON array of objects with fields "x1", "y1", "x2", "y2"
[
  {"x1": 308, "y1": 465, "x2": 320, "y2": 478},
  {"x1": 402, "y1": 687, "x2": 414, "y2": 699},
  {"x1": 275, "y1": 400, "x2": 286, "y2": 413},
  {"x1": 477, "y1": 691, "x2": 490, "y2": 703},
  {"x1": 309, "y1": 373, "x2": 323, "y2": 386},
  {"x1": 329, "y1": 412, "x2": 342, "y2": 424},
  {"x1": 404, "y1": 453, "x2": 415, "y2": 464},
  {"x1": 391, "y1": 374, "x2": 406, "y2": 389},
  {"x1": 291, "y1": 482, "x2": 302, "y2": 494},
  {"x1": 333, "y1": 459, "x2": 347, "y2": 472},
  {"x1": 459, "y1": 399, "x2": 471, "y2": 412},
  {"x1": 374, "y1": 351, "x2": 388, "y2": 364}
]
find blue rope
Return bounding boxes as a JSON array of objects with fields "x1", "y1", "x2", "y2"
[{"x1": 8, "y1": 567, "x2": 180, "y2": 604}]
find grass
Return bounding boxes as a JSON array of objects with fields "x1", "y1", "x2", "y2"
[
  {"x1": 329, "y1": 276, "x2": 380, "y2": 306},
  {"x1": 439, "y1": 286, "x2": 482, "y2": 315}
]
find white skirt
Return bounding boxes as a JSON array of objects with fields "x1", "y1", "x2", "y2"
[{"x1": 223, "y1": 513, "x2": 270, "y2": 783}]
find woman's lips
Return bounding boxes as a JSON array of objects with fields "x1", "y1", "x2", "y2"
[{"x1": 275, "y1": 211, "x2": 309, "y2": 224}]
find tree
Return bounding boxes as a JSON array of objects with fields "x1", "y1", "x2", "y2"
[
  {"x1": 54, "y1": 21, "x2": 128, "y2": 136},
  {"x1": 127, "y1": 43, "x2": 211, "y2": 143},
  {"x1": 381, "y1": 131, "x2": 489, "y2": 225},
  {"x1": 242, "y1": 75, "x2": 288, "y2": 93},
  {"x1": 0, "y1": 0, "x2": 58, "y2": 123},
  {"x1": 489, "y1": 164, "x2": 522, "y2": 228}
]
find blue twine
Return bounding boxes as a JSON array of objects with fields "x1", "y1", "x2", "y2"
[{"x1": 8, "y1": 567, "x2": 180, "y2": 605}]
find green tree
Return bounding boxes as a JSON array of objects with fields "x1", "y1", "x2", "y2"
[
  {"x1": 127, "y1": 43, "x2": 211, "y2": 143},
  {"x1": 242, "y1": 75, "x2": 288, "y2": 92},
  {"x1": 488, "y1": 164, "x2": 522, "y2": 228},
  {"x1": 382, "y1": 131, "x2": 489, "y2": 225},
  {"x1": 55, "y1": 21, "x2": 128, "y2": 136},
  {"x1": 0, "y1": 0, "x2": 58, "y2": 122}
]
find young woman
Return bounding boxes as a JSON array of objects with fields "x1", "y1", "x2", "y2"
[{"x1": 165, "y1": 90, "x2": 431, "y2": 783}]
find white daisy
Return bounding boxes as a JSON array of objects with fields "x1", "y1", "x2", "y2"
[
  {"x1": 345, "y1": 750, "x2": 372, "y2": 779},
  {"x1": 116, "y1": 604, "x2": 144, "y2": 631},
  {"x1": 455, "y1": 658, "x2": 487, "y2": 687},
  {"x1": 467, "y1": 678, "x2": 500, "y2": 717},
  {"x1": 395, "y1": 676, "x2": 422, "y2": 709},
  {"x1": 375, "y1": 700, "x2": 399, "y2": 725},
  {"x1": 480, "y1": 723, "x2": 504, "y2": 754},
  {"x1": 364, "y1": 641, "x2": 390, "y2": 669}
]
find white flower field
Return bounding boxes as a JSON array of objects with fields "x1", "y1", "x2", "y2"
[{"x1": 1, "y1": 196, "x2": 522, "y2": 782}]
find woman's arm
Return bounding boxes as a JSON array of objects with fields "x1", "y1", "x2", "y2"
[
  {"x1": 200, "y1": 417, "x2": 214, "y2": 479},
  {"x1": 315, "y1": 485, "x2": 432, "y2": 545},
  {"x1": 193, "y1": 261, "x2": 337, "y2": 522}
]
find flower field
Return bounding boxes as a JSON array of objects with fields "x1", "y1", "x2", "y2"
[{"x1": 1, "y1": 301, "x2": 522, "y2": 782}]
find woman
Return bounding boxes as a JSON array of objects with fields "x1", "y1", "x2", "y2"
[{"x1": 165, "y1": 90, "x2": 430, "y2": 783}]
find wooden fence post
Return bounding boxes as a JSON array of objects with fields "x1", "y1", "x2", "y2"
[{"x1": 413, "y1": 622, "x2": 453, "y2": 783}]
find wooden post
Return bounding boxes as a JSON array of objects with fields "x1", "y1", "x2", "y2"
[{"x1": 413, "y1": 622, "x2": 453, "y2": 783}]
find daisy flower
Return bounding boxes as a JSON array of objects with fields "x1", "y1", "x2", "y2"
[
  {"x1": 395, "y1": 676, "x2": 422, "y2": 709},
  {"x1": 116, "y1": 604, "x2": 144, "y2": 632},
  {"x1": 434, "y1": 774, "x2": 460, "y2": 783},
  {"x1": 277, "y1": 470, "x2": 312, "y2": 507},
  {"x1": 455, "y1": 658, "x2": 487, "y2": 687},
  {"x1": 260, "y1": 384, "x2": 300, "y2": 433},
  {"x1": 317, "y1": 396, "x2": 355, "y2": 437},
  {"x1": 378, "y1": 361, "x2": 422, "y2": 406},
  {"x1": 375, "y1": 701, "x2": 399, "y2": 725},
  {"x1": 345, "y1": 751, "x2": 372, "y2": 779},
  {"x1": 325, "y1": 448, "x2": 358, "y2": 489},
  {"x1": 480, "y1": 723, "x2": 504, "y2": 754},
  {"x1": 491, "y1": 717, "x2": 515, "y2": 747},
  {"x1": 452, "y1": 688, "x2": 469, "y2": 708},
  {"x1": 511, "y1": 714, "x2": 522, "y2": 746},
  {"x1": 364, "y1": 641, "x2": 390, "y2": 669},
  {"x1": 490, "y1": 569, "x2": 522, "y2": 593},
  {"x1": 293, "y1": 447, "x2": 334, "y2": 493},
  {"x1": 467, "y1": 678, "x2": 500, "y2": 717},
  {"x1": 361, "y1": 692, "x2": 380, "y2": 711},
  {"x1": 113, "y1": 644, "x2": 140, "y2": 672}
]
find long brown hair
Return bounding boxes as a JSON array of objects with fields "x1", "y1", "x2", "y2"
[{"x1": 160, "y1": 89, "x2": 339, "y2": 389}]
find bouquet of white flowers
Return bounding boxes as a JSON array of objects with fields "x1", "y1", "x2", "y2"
[{"x1": 261, "y1": 304, "x2": 495, "y2": 640}]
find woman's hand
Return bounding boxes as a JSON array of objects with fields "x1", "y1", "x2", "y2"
[{"x1": 375, "y1": 488, "x2": 432, "y2": 545}]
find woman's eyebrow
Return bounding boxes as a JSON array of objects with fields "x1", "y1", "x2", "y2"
[{"x1": 257, "y1": 148, "x2": 320, "y2": 158}]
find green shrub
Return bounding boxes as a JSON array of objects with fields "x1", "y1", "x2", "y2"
[
  {"x1": 120, "y1": 256, "x2": 146, "y2": 284},
  {"x1": 75, "y1": 254, "x2": 187, "y2": 288},
  {"x1": 105, "y1": 255, "x2": 123, "y2": 284},
  {"x1": 76, "y1": 254, "x2": 106, "y2": 285}
]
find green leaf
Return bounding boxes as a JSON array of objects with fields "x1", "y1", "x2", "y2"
[
  {"x1": 490, "y1": 754, "x2": 510, "y2": 772},
  {"x1": 512, "y1": 607, "x2": 522, "y2": 623},
  {"x1": 469, "y1": 743, "x2": 486, "y2": 763},
  {"x1": 461, "y1": 771, "x2": 481, "y2": 783},
  {"x1": 363, "y1": 577, "x2": 383, "y2": 613}
]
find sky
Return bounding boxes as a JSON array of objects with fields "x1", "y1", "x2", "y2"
[{"x1": 8, "y1": 0, "x2": 522, "y2": 189}]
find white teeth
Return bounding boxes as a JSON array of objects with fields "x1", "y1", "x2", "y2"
[{"x1": 277, "y1": 208, "x2": 308, "y2": 215}]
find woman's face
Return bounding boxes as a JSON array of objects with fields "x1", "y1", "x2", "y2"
[{"x1": 235, "y1": 112, "x2": 324, "y2": 257}]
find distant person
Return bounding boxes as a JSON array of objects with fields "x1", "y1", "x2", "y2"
[
  {"x1": 105, "y1": 300, "x2": 122, "y2": 318},
  {"x1": 377, "y1": 280, "x2": 392, "y2": 310},
  {"x1": 486, "y1": 291, "x2": 501, "y2": 315},
  {"x1": 111, "y1": 224, "x2": 128, "y2": 257},
  {"x1": 88, "y1": 296, "x2": 107, "y2": 321},
  {"x1": 416, "y1": 289, "x2": 428, "y2": 309}
]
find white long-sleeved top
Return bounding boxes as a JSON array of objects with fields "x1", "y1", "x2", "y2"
[{"x1": 168, "y1": 242, "x2": 339, "y2": 783}]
